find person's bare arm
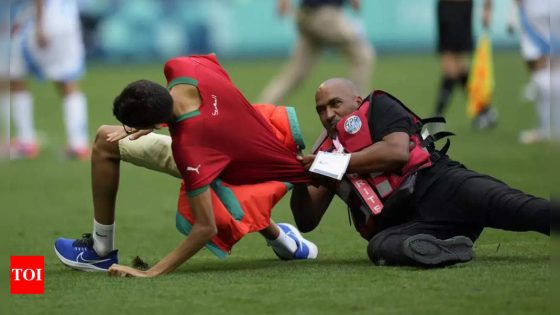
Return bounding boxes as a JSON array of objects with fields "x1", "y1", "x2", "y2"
[
  {"x1": 290, "y1": 131, "x2": 409, "y2": 230},
  {"x1": 108, "y1": 189, "x2": 217, "y2": 277},
  {"x1": 482, "y1": 0, "x2": 492, "y2": 29},
  {"x1": 290, "y1": 183, "x2": 335, "y2": 233},
  {"x1": 346, "y1": 132, "x2": 410, "y2": 174},
  {"x1": 34, "y1": 0, "x2": 47, "y2": 48},
  {"x1": 106, "y1": 128, "x2": 154, "y2": 142},
  {"x1": 350, "y1": 0, "x2": 361, "y2": 12},
  {"x1": 277, "y1": 0, "x2": 291, "y2": 16}
]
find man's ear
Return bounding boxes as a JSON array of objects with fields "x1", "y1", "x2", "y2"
[{"x1": 355, "y1": 96, "x2": 363, "y2": 106}]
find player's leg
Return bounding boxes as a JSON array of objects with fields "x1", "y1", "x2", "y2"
[
  {"x1": 518, "y1": 1, "x2": 551, "y2": 143},
  {"x1": 434, "y1": 0, "x2": 474, "y2": 117},
  {"x1": 0, "y1": 83, "x2": 8, "y2": 158},
  {"x1": 9, "y1": 28, "x2": 39, "y2": 159},
  {"x1": 519, "y1": 57, "x2": 551, "y2": 143},
  {"x1": 552, "y1": 59, "x2": 560, "y2": 141},
  {"x1": 55, "y1": 80, "x2": 90, "y2": 159},
  {"x1": 260, "y1": 220, "x2": 318, "y2": 260},
  {"x1": 55, "y1": 126, "x2": 180, "y2": 271},
  {"x1": 54, "y1": 125, "x2": 122, "y2": 271},
  {"x1": 434, "y1": 52, "x2": 460, "y2": 116},
  {"x1": 452, "y1": 172, "x2": 550, "y2": 235},
  {"x1": 10, "y1": 79, "x2": 39, "y2": 159},
  {"x1": 321, "y1": 6, "x2": 374, "y2": 96},
  {"x1": 367, "y1": 221, "x2": 476, "y2": 267},
  {"x1": 258, "y1": 10, "x2": 320, "y2": 104}
]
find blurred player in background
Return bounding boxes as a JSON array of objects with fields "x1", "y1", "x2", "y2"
[
  {"x1": 10, "y1": 0, "x2": 89, "y2": 159},
  {"x1": 258, "y1": 0, "x2": 374, "y2": 105},
  {"x1": 1, "y1": 2, "x2": 9, "y2": 159},
  {"x1": 508, "y1": 0, "x2": 552, "y2": 144},
  {"x1": 434, "y1": 0, "x2": 496, "y2": 129}
]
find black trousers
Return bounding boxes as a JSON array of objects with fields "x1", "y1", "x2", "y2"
[{"x1": 369, "y1": 157, "x2": 550, "y2": 266}]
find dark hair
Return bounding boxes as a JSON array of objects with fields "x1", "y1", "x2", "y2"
[{"x1": 113, "y1": 80, "x2": 173, "y2": 128}]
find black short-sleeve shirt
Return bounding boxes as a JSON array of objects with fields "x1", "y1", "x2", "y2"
[
  {"x1": 364, "y1": 91, "x2": 465, "y2": 198},
  {"x1": 367, "y1": 92, "x2": 416, "y2": 142}
]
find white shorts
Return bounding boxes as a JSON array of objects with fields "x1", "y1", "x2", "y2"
[
  {"x1": 518, "y1": 0, "x2": 551, "y2": 61},
  {"x1": 10, "y1": 0, "x2": 85, "y2": 81}
]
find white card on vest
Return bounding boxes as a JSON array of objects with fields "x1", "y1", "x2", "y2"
[{"x1": 309, "y1": 151, "x2": 351, "y2": 180}]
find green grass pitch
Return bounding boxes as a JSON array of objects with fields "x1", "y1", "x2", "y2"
[{"x1": 3, "y1": 52, "x2": 550, "y2": 314}]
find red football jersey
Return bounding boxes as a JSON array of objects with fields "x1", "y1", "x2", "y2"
[{"x1": 165, "y1": 55, "x2": 308, "y2": 192}]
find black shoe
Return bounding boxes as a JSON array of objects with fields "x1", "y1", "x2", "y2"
[{"x1": 402, "y1": 234, "x2": 473, "y2": 267}]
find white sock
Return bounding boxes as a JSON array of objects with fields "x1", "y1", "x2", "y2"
[
  {"x1": 1, "y1": 92, "x2": 9, "y2": 150},
  {"x1": 63, "y1": 91, "x2": 89, "y2": 149},
  {"x1": 92, "y1": 219, "x2": 115, "y2": 257},
  {"x1": 11, "y1": 91, "x2": 36, "y2": 144},
  {"x1": 267, "y1": 226, "x2": 297, "y2": 258},
  {"x1": 551, "y1": 67, "x2": 560, "y2": 141},
  {"x1": 532, "y1": 67, "x2": 551, "y2": 138}
]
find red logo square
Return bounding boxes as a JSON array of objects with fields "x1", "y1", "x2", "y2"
[{"x1": 10, "y1": 256, "x2": 44, "y2": 294}]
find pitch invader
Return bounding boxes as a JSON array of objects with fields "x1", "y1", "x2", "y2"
[{"x1": 9, "y1": 0, "x2": 89, "y2": 159}]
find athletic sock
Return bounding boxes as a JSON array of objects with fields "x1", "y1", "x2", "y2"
[
  {"x1": 63, "y1": 91, "x2": 89, "y2": 149},
  {"x1": 11, "y1": 91, "x2": 36, "y2": 144},
  {"x1": 92, "y1": 219, "x2": 115, "y2": 257},
  {"x1": 267, "y1": 226, "x2": 297, "y2": 257},
  {"x1": 532, "y1": 67, "x2": 551, "y2": 138},
  {"x1": 1, "y1": 92, "x2": 9, "y2": 149},
  {"x1": 434, "y1": 76, "x2": 456, "y2": 116},
  {"x1": 458, "y1": 71, "x2": 469, "y2": 90},
  {"x1": 552, "y1": 67, "x2": 560, "y2": 140}
]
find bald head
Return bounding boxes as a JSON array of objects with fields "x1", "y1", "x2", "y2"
[
  {"x1": 315, "y1": 78, "x2": 360, "y2": 103},
  {"x1": 314, "y1": 78, "x2": 363, "y2": 138}
]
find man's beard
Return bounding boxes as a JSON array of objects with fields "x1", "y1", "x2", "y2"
[{"x1": 327, "y1": 119, "x2": 340, "y2": 139}]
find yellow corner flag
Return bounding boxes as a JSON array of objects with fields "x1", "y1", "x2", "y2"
[{"x1": 466, "y1": 33, "x2": 495, "y2": 117}]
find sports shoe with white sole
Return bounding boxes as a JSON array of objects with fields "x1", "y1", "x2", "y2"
[
  {"x1": 402, "y1": 234, "x2": 473, "y2": 267},
  {"x1": 271, "y1": 223, "x2": 318, "y2": 260},
  {"x1": 54, "y1": 233, "x2": 118, "y2": 272}
]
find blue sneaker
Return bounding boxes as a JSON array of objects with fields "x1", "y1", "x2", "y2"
[
  {"x1": 273, "y1": 223, "x2": 318, "y2": 260},
  {"x1": 54, "y1": 233, "x2": 118, "y2": 272}
]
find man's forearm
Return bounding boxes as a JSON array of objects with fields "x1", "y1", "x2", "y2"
[
  {"x1": 347, "y1": 142, "x2": 408, "y2": 174},
  {"x1": 147, "y1": 189, "x2": 216, "y2": 276},
  {"x1": 146, "y1": 224, "x2": 216, "y2": 276},
  {"x1": 290, "y1": 184, "x2": 334, "y2": 232}
]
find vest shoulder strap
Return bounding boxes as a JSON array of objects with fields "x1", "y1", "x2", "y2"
[{"x1": 311, "y1": 130, "x2": 329, "y2": 154}]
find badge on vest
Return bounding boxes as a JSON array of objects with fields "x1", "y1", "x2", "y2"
[{"x1": 344, "y1": 115, "x2": 362, "y2": 134}]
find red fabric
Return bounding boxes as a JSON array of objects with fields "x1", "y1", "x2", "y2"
[
  {"x1": 177, "y1": 180, "x2": 288, "y2": 254},
  {"x1": 165, "y1": 55, "x2": 309, "y2": 191}
]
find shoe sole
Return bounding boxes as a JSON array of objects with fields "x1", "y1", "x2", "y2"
[
  {"x1": 402, "y1": 234, "x2": 473, "y2": 266},
  {"x1": 53, "y1": 245, "x2": 109, "y2": 272},
  {"x1": 274, "y1": 223, "x2": 318, "y2": 260}
]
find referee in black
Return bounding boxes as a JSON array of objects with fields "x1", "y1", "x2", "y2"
[{"x1": 434, "y1": 0, "x2": 497, "y2": 129}]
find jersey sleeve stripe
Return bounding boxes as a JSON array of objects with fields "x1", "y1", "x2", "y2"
[
  {"x1": 174, "y1": 110, "x2": 201, "y2": 123},
  {"x1": 175, "y1": 212, "x2": 228, "y2": 259},
  {"x1": 186, "y1": 185, "x2": 210, "y2": 197},
  {"x1": 286, "y1": 106, "x2": 306, "y2": 150},
  {"x1": 168, "y1": 77, "x2": 199, "y2": 89}
]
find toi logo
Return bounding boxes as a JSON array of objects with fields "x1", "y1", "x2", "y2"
[{"x1": 10, "y1": 256, "x2": 44, "y2": 294}]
